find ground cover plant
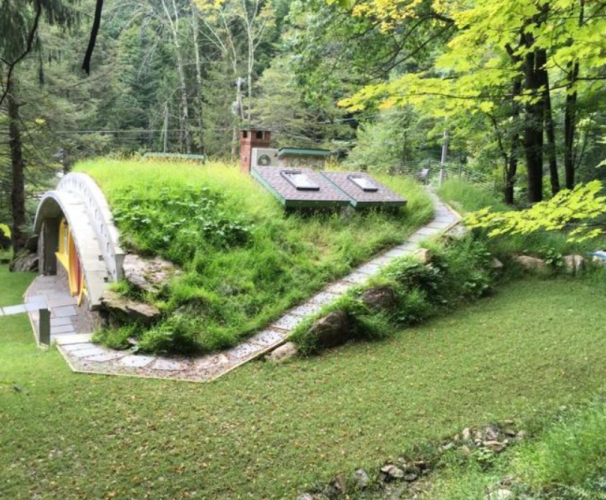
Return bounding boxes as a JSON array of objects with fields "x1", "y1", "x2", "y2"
[
  {"x1": 77, "y1": 159, "x2": 433, "y2": 354},
  {"x1": 4, "y1": 265, "x2": 606, "y2": 499},
  {"x1": 419, "y1": 398, "x2": 606, "y2": 500}
]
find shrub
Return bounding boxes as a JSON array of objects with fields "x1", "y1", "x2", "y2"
[
  {"x1": 293, "y1": 236, "x2": 497, "y2": 354},
  {"x1": 137, "y1": 315, "x2": 202, "y2": 354}
]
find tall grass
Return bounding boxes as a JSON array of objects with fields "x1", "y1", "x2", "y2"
[{"x1": 77, "y1": 159, "x2": 433, "y2": 353}]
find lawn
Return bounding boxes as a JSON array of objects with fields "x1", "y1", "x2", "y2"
[
  {"x1": 75, "y1": 159, "x2": 433, "y2": 353},
  {"x1": 3, "y1": 266, "x2": 606, "y2": 499}
]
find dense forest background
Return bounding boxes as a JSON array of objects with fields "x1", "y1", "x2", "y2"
[{"x1": 2, "y1": 0, "x2": 606, "y2": 252}]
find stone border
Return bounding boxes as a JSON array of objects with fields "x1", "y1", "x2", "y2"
[{"x1": 42, "y1": 191, "x2": 462, "y2": 383}]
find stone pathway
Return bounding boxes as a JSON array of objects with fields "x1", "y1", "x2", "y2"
[
  {"x1": 30, "y1": 192, "x2": 462, "y2": 383},
  {"x1": 24, "y1": 275, "x2": 95, "y2": 343}
]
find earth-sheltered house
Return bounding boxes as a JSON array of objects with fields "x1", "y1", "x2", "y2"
[{"x1": 24, "y1": 129, "x2": 455, "y2": 382}]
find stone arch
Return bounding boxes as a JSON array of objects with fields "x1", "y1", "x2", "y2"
[{"x1": 33, "y1": 174, "x2": 125, "y2": 308}]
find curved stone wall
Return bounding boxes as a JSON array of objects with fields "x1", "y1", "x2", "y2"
[{"x1": 33, "y1": 173, "x2": 125, "y2": 308}]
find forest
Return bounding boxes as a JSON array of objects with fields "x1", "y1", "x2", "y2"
[{"x1": 2, "y1": 0, "x2": 606, "y2": 254}]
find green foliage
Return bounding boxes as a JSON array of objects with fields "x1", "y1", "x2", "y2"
[
  {"x1": 293, "y1": 236, "x2": 496, "y2": 354},
  {"x1": 137, "y1": 315, "x2": 203, "y2": 355},
  {"x1": 113, "y1": 186, "x2": 252, "y2": 264},
  {"x1": 515, "y1": 401, "x2": 606, "y2": 490},
  {"x1": 466, "y1": 181, "x2": 606, "y2": 243},
  {"x1": 345, "y1": 109, "x2": 429, "y2": 171},
  {"x1": 78, "y1": 159, "x2": 432, "y2": 354}
]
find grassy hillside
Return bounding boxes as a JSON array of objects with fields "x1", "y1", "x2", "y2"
[
  {"x1": 76, "y1": 159, "x2": 433, "y2": 353},
  {"x1": 3, "y1": 267, "x2": 606, "y2": 499}
]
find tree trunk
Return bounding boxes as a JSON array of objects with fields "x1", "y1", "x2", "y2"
[
  {"x1": 7, "y1": 77, "x2": 27, "y2": 254},
  {"x1": 564, "y1": 0, "x2": 584, "y2": 189},
  {"x1": 522, "y1": 39, "x2": 544, "y2": 203},
  {"x1": 504, "y1": 78, "x2": 522, "y2": 205},
  {"x1": 174, "y1": 48, "x2": 192, "y2": 154},
  {"x1": 564, "y1": 67, "x2": 578, "y2": 189},
  {"x1": 537, "y1": 49, "x2": 560, "y2": 196},
  {"x1": 191, "y1": 4, "x2": 204, "y2": 153}
]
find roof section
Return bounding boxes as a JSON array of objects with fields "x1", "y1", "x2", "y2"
[
  {"x1": 321, "y1": 171, "x2": 407, "y2": 208},
  {"x1": 277, "y1": 147, "x2": 332, "y2": 158},
  {"x1": 252, "y1": 167, "x2": 350, "y2": 208}
]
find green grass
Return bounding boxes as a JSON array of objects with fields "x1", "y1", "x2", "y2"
[
  {"x1": 4, "y1": 265, "x2": 606, "y2": 499},
  {"x1": 76, "y1": 159, "x2": 433, "y2": 353}
]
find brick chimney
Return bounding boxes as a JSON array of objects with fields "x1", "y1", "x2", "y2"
[{"x1": 240, "y1": 129, "x2": 272, "y2": 174}]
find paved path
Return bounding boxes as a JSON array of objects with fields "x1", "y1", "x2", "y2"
[
  {"x1": 24, "y1": 275, "x2": 94, "y2": 343},
  {"x1": 29, "y1": 192, "x2": 462, "y2": 383}
]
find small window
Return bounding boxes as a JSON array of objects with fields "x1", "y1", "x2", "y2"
[
  {"x1": 348, "y1": 174, "x2": 378, "y2": 192},
  {"x1": 281, "y1": 170, "x2": 320, "y2": 191},
  {"x1": 256, "y1": 130, "x2": 264, "y2": 139},
  {"x1": 242, "y1": 130, "x2": 248, "y2": 138}
]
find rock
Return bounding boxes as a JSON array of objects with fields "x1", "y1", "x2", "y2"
[
  {"x1": 123, "y1": 254, "x2": 180, "y2": 294},
  {"x1": 9, "y1": 249, "x2": 38, "y2": 272},
  {"x1": 328, "y1": 473, "x2": 347, "y2": 495},
  {"x1": 267, "y1": 342, "x2": 298, "y2": 363},
  {"x1": 296, "y1": 495, "x2": 328, "y2": 500},
  {"x1": 308, "y1": 310, "x2": 352, "y2": 349},
  {"x1": 492, "y1": 258, "x2": 504, "y2": 271},
  {"x1": 380, "y1": 464, "x2": 405, "y2": 482},
  {"x1": 563, "y1": 254, "x2": 585, "y2": 275},
  {"x1": 100, "y1": 290, "x2": 161, "y2": 326},
  {"x1": 403, "y1": 471, "x2": 419, "y2": 482},
  {"x1": 513, "y1": 255, "x2": 546, "y2": 272},
  {"x1": 360, "y1": 285, "x2": 397, "y2": 310},
  {"x1": 413, "y1": 248, "x2": 433, "y2": 264},
  {"x1": 483, "y1": 440, "x2": 507, "y2": 453},
  {"x1": 461, "y1": 427, "x2": 472, "y2": 441},
  {"x1": 489, "y1": 488, "x2": 514, "y2": 500},
  {"x1": 351, "y1": 468, "x2": 370, "y2": 490}
]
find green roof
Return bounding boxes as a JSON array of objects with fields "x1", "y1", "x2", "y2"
[{"x1": 277, "y1": 148, "x2": 332, "y2": 158}]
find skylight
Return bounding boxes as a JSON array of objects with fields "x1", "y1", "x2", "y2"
[
  {"x1": 348, "y1": 175, "x2": 378, "y2": 192},
  {"x1": 281, "y1": 170, "x2": 320, "y2": 191}
]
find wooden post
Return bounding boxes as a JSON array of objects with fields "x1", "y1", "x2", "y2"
[{"x1": 39, "y1": 308, "x2": 51, "y2": 347}]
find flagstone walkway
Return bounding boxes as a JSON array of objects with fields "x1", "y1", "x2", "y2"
[{"x1": 27, "y1": 192, "x2": 462, "y2": 383}]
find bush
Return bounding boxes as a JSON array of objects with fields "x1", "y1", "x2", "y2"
[
  {"x1": 137, "y1": 315, "x2": 202, "y2": 355},
  {"x1": 293, "y1": 236, "x2": 497, "y2": 354}
]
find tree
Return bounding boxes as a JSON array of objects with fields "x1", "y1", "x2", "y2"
[
  {"x1": 338, "y1": 0, "x2": 606, "y2": 204},
  {"x1": 0, "y1": 0, "x2": 77, "y2": 253}
]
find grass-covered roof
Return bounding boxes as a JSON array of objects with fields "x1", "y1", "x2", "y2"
[{"x1": 76, "y1": 159, "x2": 433, "y2": 354}]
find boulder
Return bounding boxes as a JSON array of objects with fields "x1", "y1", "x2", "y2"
[
  {"x1": 413, "y1": 248, "x2": 433, "y2": 264},
  {"x1": 267, "y1": 342, "x2": 298, "y2": 363},
  {"x1": 360, "y1": 285, "x2": 396, "y2": 310},
  {"x1": 308, "y1": 310, "x2": 352, "y2": 349},
  {"x1": 513, "y1": 255, "x2": 546, "y2": 272},
  {"x1": 492, "y1": 258, "x2": 504, "y2": 271},
  {"x1": 489, "y1": 488, "x2": 514, "y2": 500},
  {"x1": 123, "y1": 254, "x2": 180, "y2": 294},
  {"x1": 9, "y1": 249, "x2": 38, "y2": 272},
  {"x1": 351, "y1": 468, "x2": 370, "y2": 490},
  {"x1": 100, "y1": 290, "x2": 160, "y2": 326},
  {"x1": 563, "y1": 254, "x2": 585, "y2": 275},
  {"x1": 380, "y1": 464, "x2": 405, "y2": 482}
]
